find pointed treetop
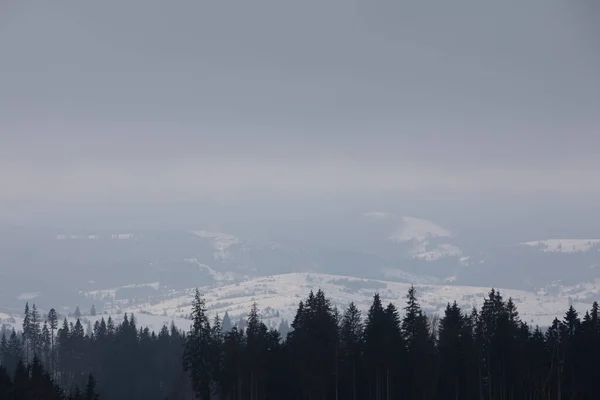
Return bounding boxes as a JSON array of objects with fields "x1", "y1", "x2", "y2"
[{"x1": 222, "y1": 311, "x2": 233, "y2": 332}]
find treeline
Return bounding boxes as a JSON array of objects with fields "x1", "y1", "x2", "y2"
[
  {"x1": 2, "y1": 287, "x2": 600, "y2": 399},
  {"x1": 1, "y1": 306, "x2": 192, "y2": 399},
  {"x1": 0, "y1": 355, "x2": 99, "y2": 399}
]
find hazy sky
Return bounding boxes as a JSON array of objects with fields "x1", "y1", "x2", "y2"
[{"x1": 1, "y1": 0, "x2": 599, "y2": 204}]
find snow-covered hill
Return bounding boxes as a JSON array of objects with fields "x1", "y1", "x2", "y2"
[
  {"x1": 4, "y1": 224, "x2": 600, "y2": 320},
  {"x1": 364, "y1": 213, "x2": 463, "y2": 262},
  {"x1": 85, "y1": 273, "x2": 600, "y2": 329},
  {"x1": 521, "y1": 239, "x2": 600, "y2": 253}
]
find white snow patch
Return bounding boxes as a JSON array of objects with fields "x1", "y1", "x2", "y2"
[
  {"x1": 7, "y1": 274, "x2": 600, "y2": 333},
  {"x1": 101, "y1": 273, "x2": 600, "y2": 328},
  {"x1": 412, "y1": 244, "x2": 462, "y2": 261},
  {"x1": 184, "y1": 259, "x2": 235, "y2": 282},
  {"x1": 521, "y1": 239, "x2": 600, "y2": 253},
  {"x1": 384, "y1": 217, "x2": 462, "y2": 261},
  {"x1": 81, "y1": 282, "x2": 160, "y2": 300},
  {"x1": 389, "y1": 217, "x2": 452, "y2": 243},
  {"x1": 190, "y1": 230, "x2": 240, "y2": 261}
]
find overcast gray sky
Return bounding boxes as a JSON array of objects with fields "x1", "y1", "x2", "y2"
[{"x1": 1, "y1": 0, "x2": 599, "y2": 204}]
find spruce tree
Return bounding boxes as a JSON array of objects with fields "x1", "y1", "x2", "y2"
[
  {"x1": 339, "y1": 302, "x2": 363, "y2": 400},
  {"x1": 221, "y1": 312, "x2": 233, "y2": 333},
  {"x1": 84, "y1": 373, "x2": 100, "y2": 400},
  {"x1": 42, "y1": 322, "x2": 51, "y2": 366},
  {"x1": 364, "y1": 293, "x2": 387, "y2": 400},
  {"x1": 0, "y1": 333, "x2": 7, "y2": 366},
  {"x1": 31, "y1": 303, "x2": 42, "y2": 357},
  {"x1": 23, "y1": 302, "x2": 31, "y2": 362},
  {"x1": 183, "y1": 289, "x2": 212, "y2": 399},
  {"x1": 6, "y1": 330, "x2": 23, "y2": 375},
  {"x1": 278, "y1": 319, "x2": 290, "y2": 339},
  {"x1": 209, "y1": 314, "x2": 224, "y2": 397},
  {"x1": 48, "y1": 308, "x2": 59, "y2": 377},
  {"x1": 402, "y1": 286, "x2": 435, "y2": 400}
]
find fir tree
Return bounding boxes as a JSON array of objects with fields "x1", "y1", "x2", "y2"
[
  {"x1": 5, "y1": 330, "x2": 23, "y2": 375},
  {"x1": 278, "y1": 319, "x2": 290, "y2": 340},
  {"x1": 221, "y1": 312, "x2": 233, "y2": 333},
  {"x1": 23, "y1": 302, "x2": 31, "y2": 362},
  {"x1": 84, "y1": 373, "x2": 100, "y2": 400},
  {"x1": 402, "y1": 286, "x2": 435, "y2": 400},
  {"x1": 31, "y1": 303, "x2": 42, "y2": 357},
  {"x1": 47, "y1": 308, "x2": 59, "y2": 377},
  {"x1": 183, "y1": 289, "x2": 212, "y2": 399},
  {"x1": 339, "y1": 302, "x2": 363, "y2": 400}
]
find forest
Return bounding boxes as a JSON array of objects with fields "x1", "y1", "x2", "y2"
[{"x1": 1, "y1": 286, "x2": 599, "y2": 400}]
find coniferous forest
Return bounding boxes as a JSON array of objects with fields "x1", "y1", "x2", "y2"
[{"x1": 1, "y1": 287, "x2": 599, "y2": 399}]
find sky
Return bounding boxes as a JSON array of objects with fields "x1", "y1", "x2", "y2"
[{"x1": 1, "y1": 0, "x2": 599, "y2": 208}]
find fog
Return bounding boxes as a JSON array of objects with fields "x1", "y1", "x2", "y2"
[
  {"x1": 2, "y1": 1, "x2": 600, "y2": 352},
  {"x1": 1, "y1": 0, "x2": 599, "y2": 214}
]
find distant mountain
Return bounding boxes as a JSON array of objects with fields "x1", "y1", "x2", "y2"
[
  {"x1": 521, "y1": 239, "x2": 600, "y2": 253},
  {"x1": 79, "y1": 272, "x2": 600, "y2": 329},
  {"x1": 2, "y1": 219, "x2": 600, "y2": 319}
]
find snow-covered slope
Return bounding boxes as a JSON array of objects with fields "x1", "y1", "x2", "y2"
[
  {"x1": 190, "y1": 231, "x2": 241, "y2": 261},
  {"x1": 389, "y1": 216, "x2": 452, "y2": 243},
  {"x1": 521, "y1": 239, "x2": 600, "y2": 253},
  {"x1": 364, "y1": 213, "x2": 463, "y2": 261},
  {"x1": 90, "y1": 273, "x2": 599, "y2": 329}
]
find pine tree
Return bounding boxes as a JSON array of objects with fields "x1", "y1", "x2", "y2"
[
  {"x1": 209, "y1": 314, "x2": 224, "y2": 397},
  {"x1": 278, "y1": 319, "x2": 290, "y2": 339},
  {"x1": 84, "y1": 373, "x2": 100, "y2": 400},
  {"x1": 86, "y1": 321, "x2": 93, "y2": 338},
  {"x1": 74, "y1": 306, "x2": 81, "y2": 319},
  {"x1": 221, "y1": 326, "x2": 246, "y2": 398},
  {"x1": 23, "y1": 302, "x2": 31, "y2": 362},
  {"x1": 339, "y1": 302, "x2": 363, "y2": 400},
  {"x1": 183, "y1": 289, "x2": 212, "y2": 399},
  {"x1": 57, "y1": 318, "x2": 72, "y2": 389},
  {"x1": 438, "y1": 302, "x2": 466, "y2": 399},
  {"x1": 90, "y1": 305, "x2": 97, "y2": 317},
  {"x1": 42, "y1": 322, "x2": 51, "y2": 366},
  {"x1": 6, "y1": 329, "x2": 23, "y2": 375},
  {"x1": 364, "y1": 293, "x2": 388, "y2": 400},
  {"x1": 402, "y1": 286, "x2": 435, "y2": 400},
  {"x1": 31, "y1": 303, "x2": 42, "y2": 357},
  {"x1": 245, "y1": 303, "x2": 269, "y2": 400},
  {"x1": 47, "y1": 308, "x2": 59, "y2": 377},
  {"x1": 0, "y1": 332, "x2": 7, "y2": 366},
  {"x1": 221, "y1": 312, "x2": 233, "y2": 333}
]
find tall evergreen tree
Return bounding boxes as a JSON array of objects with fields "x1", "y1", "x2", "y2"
[
  {"x1": 22, "y1": 302, "x2": 31, "y2": 362},
  {"x1": 183, "y1": 289, "x2": 212, "y2": 399},
  {"x1": 402, "y1": 286, "x2": 436, "y2": 400},
  {"x1": 221, "y1": 311, "x2": 233, "y2": 333},
  {"x1": 31, "y1": 303, "x2": 42, "y2": 357},
  {"x1": 339, "y1": 302, "x2": 364, "y2": 400},
  {"x1": 5, "y1": 330, "x2": 23, "y2": 375}
]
